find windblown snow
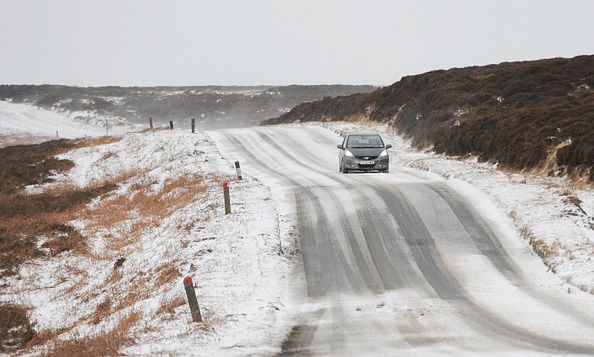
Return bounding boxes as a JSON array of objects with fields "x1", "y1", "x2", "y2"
[{"x1": 0, "y1": 101, "x2": 123, "y2": 144}]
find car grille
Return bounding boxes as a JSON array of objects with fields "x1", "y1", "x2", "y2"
[{"x1": 355, "y1": 155, "x2": 378, "y2": 160}]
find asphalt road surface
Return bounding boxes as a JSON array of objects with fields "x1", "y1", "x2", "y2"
[{"x1": 209, "y1": 126, "x2": 594, "y2": 356}]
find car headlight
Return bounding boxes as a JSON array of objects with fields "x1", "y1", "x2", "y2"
[
  {"x1": 345, "y1": 150, "x2": 354, "y2": 158},
  {"x1": 379, "y1": 149, "x2": 388, "y2": 157}
]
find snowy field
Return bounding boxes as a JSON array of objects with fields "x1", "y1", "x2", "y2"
[
  {"x1": 0, "y1": 101, "x2": 127, "y2": 144},
  {"x1": 0, "y1": 130, "x2": 294, "y2": 355},
  {"x1": 311, "y1": 121, "x2": 594, "y2": 294}
]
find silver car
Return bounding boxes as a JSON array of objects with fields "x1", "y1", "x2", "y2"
[{"x1": 337, "y1": 133, "x2": 392, "y2": 173}]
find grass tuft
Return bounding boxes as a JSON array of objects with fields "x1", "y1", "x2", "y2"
[
  {"x1": 46, "y1": 312, "x2": 141, "y2": 357},
  {"x1": 0, "y1": 304, "x2": 35, "y2": 352}
]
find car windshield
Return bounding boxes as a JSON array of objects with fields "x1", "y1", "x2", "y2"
[{"x1": 346, "y1": 135, "x2": 384, "y2": 148}]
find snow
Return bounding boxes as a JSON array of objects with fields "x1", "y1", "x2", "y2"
[
  {"x1": 308, "y1": 121, "x2": 594, "y2": 294},
  {"x1": 0, "y1": 130, "x2": 294, "y2": 356},
  {"x1": 64, "y1": 109, "x2": 132, "y2": 130},
  {"x1": 206, "y1": 125, "x2": 594, "y2": 355},
  {"x1": 2, "y1": 118, "x2": 593, "y2": 355},
  {"x1": 0, "y1": 101, "x2": 119, "y2": 140}
]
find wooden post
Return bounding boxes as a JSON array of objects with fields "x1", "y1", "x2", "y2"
[
  {"x1": 183, "y1": 277, "x2": 202, "y2": 322},
  {"x1": 223, "y1": 182, "x2": 231, "y2": 214},
  {"x1": 170, "y1": 121, "x2": 174, "y2": 130},
  {"x1": 234, "y1": 161, "x2": 242, "y2": 180},
  {"x1": 149, "y1": 117, "x2": 153, "y2": 129},
  {"x1": 191, "y1": 118, "x2": 195, "y2": 133},
  {"x1": 105, "y1": 119, "x2": 109, "y2": 136}
]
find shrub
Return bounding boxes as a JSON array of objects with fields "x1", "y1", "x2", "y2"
[{"x1": 265, "y1": 55, "x2": 594, "y2": 182}]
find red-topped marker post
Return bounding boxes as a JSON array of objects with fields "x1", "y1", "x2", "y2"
[
  {"x1": 183, "y1": 277, "x2": 202, "y2": 323},
  {"x1": 223, "y1": 181, "x2": 231, "y2": 214}
]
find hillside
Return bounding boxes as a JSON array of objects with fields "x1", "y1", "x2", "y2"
[
  {"x1": 0, "y1": 131, "x2": 293, "y2": 355},
  {"x1": 265, "y1": 55, "x2": 594, "y2": 181},
  {"x1": 0, "y1": 84, "x2": 375, "y2": 130}
]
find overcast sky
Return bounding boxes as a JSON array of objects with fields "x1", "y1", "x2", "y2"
[{"x1": 1, "y1": 0, "x2": 593, "y2": 86}]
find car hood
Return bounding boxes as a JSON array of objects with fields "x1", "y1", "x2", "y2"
[{"x1": 347, "y1": 148, "x2": 384, "y2": 157}]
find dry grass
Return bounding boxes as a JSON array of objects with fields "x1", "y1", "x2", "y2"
[
  {"x1": 531, "y1": 239, "x2": 557, "y2": 263},
  {"x1": 100, "y1": 150, "x2": 116, "y2": 160},
  {"x1": 94, "y1": 262, "x2": 183, "y2": 319},
  {"x1": 156, "y1": 296, "x2": 186, "y2": 318},
  {"x1": 92, "y1": 299, "x2": 112, "y2": 325},
  {"x1": 0, "y1": 165, "x2": 147, "y2": 274},
  {"x1": 519, "y1": 225, "x2": 533, "y2": 241},
  {"x1": 114, "y1": 276, "x2": 152, "y2": 311},
  {"x1": 0, "y1": 304, "x2": 35, "y2": 352},
  {"x1": 46, "y1": 312, "x2": 141, "y2": 357},
  {"x1": 0, "y1": 218, "x2": 86, "y2": 274},
  {"x1": 60, "y1": 265, "x2": 91, "y2": 297},
  {"x1": 81, "y1": 175, "x2": 206, "y2": 253},
  {"x1": 26, "y1": 329, "x2": 61, "y2": 350},
  {"x1": 155, "y1": 264, "x2": 182, "y2": 287},
  {"x1": 537, "y1": 140, "x2": 573, "y2": 176},
  {"x1": 0, "y1": 140, "x2": 76, "y2": 195},
  {"x1": 0, "y1": 180, "x2": 118, "y2": 274},
  {"x1": 73, "y1": 135, "x2": 122, "y2": 149},
  {"x1": 519, "y1": 224, "x2": 558, "y2": 272},
  {"x1": 566, "y1": 169, "x2": 594, "y2": 189},
  {"x1": 93, "y1": 263, "x2": 182, "y2": 326}
]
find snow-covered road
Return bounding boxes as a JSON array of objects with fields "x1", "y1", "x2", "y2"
[{"x1": 210, "y1": 126, "x2": 594, "y2": 356}]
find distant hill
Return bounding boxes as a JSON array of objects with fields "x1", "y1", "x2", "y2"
[
  {"x1": 265, "y1": 55, "x2": 594, "y2": 182},
  {"x1": 0, "y1": 84, "x2": 375, "y2": 130}
]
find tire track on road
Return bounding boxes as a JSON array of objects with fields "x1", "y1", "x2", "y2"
[
  {"x1": 255, "y1": 129, "x2": 424, "y2": 292},
  {"x1": 263, "y1": 126, "x2": 594, "y2": 354},
  {"x1": 222, "y1": 132, "x2": 362, "y2": 297}
]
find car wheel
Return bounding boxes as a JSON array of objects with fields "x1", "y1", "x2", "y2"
[
  {"x1": 339, "y1": 160, "x2": 343, "y2": 173},
  {"x1": 383, "y1": 167, "x2": 389, "y2": 173}
]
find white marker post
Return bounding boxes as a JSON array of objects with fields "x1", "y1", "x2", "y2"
[{"x1": 234, "y1": 161, "x2": 242, "y2": 180}]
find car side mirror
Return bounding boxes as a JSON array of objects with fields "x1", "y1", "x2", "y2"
[
  {"x1": 385, "y1": 144, "x2": 392, "y2": 149},
  {"x1": 337, "y1": 144, "x2": 343, "y2": 149}
]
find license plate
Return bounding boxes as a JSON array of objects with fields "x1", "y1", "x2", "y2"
[{"x1": 360, "y1": 160, "x2": 375, "y2": 165}]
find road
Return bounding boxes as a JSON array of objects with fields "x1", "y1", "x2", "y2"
[{"x1": 209, "y1": 126, "x2": 594, "y2": 356}]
